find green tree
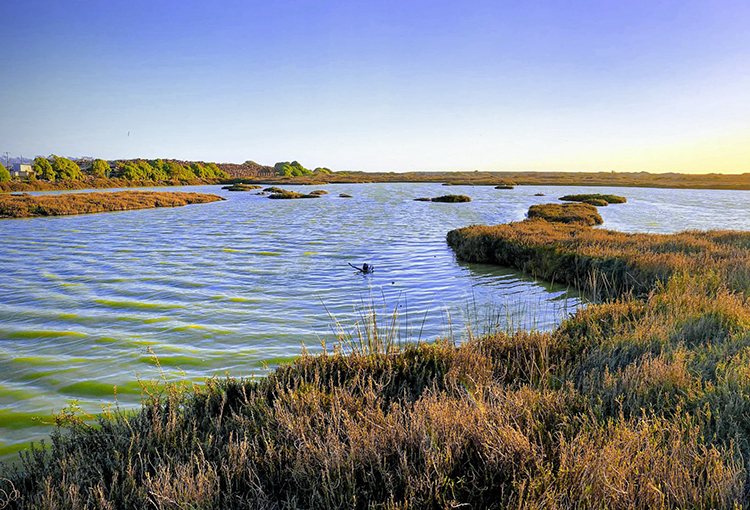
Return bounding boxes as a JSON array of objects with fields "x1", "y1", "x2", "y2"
[
  {"x1": 33, "y1": 157, "x2": 55, "y2": 181},
  {"x1": 51, "y1": 155, "x2": 83, "y2": 180},
  {"x1": 91, "y1": 159, "x2": 110, "y2": 178},
  {"x1": 274, "y1": 160, "x2": 312, "y2": 177},
  {"x1": 204, "y1": 163, "x2": 228, "y2": 178},
  {"x1": 0, "y1": 162, "x2": 9, "y2": 181}
]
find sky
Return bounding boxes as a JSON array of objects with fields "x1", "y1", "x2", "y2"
[{"x1": 1, "y1": 0, "x2": 749, "y2": 173}]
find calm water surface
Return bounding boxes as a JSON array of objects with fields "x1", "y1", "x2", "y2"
[{"x1": 1, "y1": 183, "x2": 749, "y2": 457}]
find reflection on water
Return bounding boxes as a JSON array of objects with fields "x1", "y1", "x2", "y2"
[{"x1": 1, "y1": 182, "x2": 749, "y2": 456}]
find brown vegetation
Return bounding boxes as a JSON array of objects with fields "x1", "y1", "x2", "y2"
[
  {"x1": 0, "y1": 191, "x2": 225, "y2": 219},
  {"x1": 527, "y1": 202, "x2": 603, "y2": 225}
]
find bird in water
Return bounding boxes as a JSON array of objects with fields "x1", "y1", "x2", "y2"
[{"x1": 349, "y1": 262, "x2": 374, "y2": 274}]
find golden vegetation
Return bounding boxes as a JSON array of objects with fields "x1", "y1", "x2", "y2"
[
  {"x1": 5, "y1": 213, "x2": 750, "y2": 508},
  {"x1": 0, "y1": 191, "x2": 225, "y2": 219},
  {"x1": 527, "y1": 202, "x2": 603, "y2": 225}
]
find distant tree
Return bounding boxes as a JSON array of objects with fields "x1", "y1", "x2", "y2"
[
  {"x1": 314, "y1": 167, "x2": 332, "y2": 174},
  {"x1": 0, "y1": 162, "x2": 9, "y2": 181},
  {"x1": 33, "y1": 157, "x2": 55, "y2": 181},
  {"x1": 274, "y1": 161, "x2": 312, "y2": 177},
  {"x1": 206, "y1": 163, "x2": 228, "y2": 178},
  {"x1": 91, "y1": 159, "x2": 110, "y2": 178},
  {"x1": 51, "y1": 155, "x2": 83, "y2": 180}
]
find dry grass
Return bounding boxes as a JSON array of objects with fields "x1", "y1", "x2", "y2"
[
  {"x1": 0, "y1": 191, "x2": 225, "y2": 218},
  {"x1": 4, "y1": 211, "x2": 750, "y2": 508},
  {"x1": 527, "y1": 203, "x2": 603, "y2": 226}
]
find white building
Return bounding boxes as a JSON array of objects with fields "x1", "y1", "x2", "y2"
[{"x1": 10, "y1": 164, "x2": 34, "y2": 179}]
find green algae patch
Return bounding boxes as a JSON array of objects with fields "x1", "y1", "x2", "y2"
[
  {"x1": 7, "y1": 330, "x2": 85, "y2": 340},
  {"x1": 20, "y1": 367, "x2": 78, "y2": 381},
  {"x1": 95, "y1": 299, "x2": 184, "y2": 311},
  {"x1": 140, "y1": 355, "x2": 208, "y2": 367},
  {"x1": 59, "y1": 381, "x2": 121, "y2": 398},
  {"x1": 0, "y1": 410, "x2": 55, "y2": 430}
]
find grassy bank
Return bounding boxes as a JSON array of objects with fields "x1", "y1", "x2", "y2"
[
  {"x1": 0, "y1": 191, "x2": 226, "y2": 218},
  {"x1": 3, "y1": 214, "x2": 750, "y2": 508}
]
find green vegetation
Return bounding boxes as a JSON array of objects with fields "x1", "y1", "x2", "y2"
[
  {"x1": 51, "y1": 155, "x2": 83, "y2": 180},
  {"x1": 273, "y1": 161, "x2": 332, "y2": 177},
  {"x1": 222, "y1": 184, "x2": 262, "y2": 192},
  {"x1": 263, "y1": 186, "x2": 287, "y2": 193},
  {"x1": 0, "y1": 162, "x2": 9, "y2": 182},
  {"x1": 430, "y1": 194, "x2": 472, "y2": 203},
  {"x1": 268, "y1": 191, "x2": 320, "y2": 199},
  {"x1": 527, "y1": 202, "x2": 603, "y2": 225},
  {"x1": 0, "y1": 191, "x2": 225, "y2": 219},
  {"x1": 559, "y1": 193, "x2": 627, "y2": 204},
  {"x1": 90, "y1": 159, "x2": 110, "y2": 179},
  {"x1": 32, "y1": 157, "x2": 55, "y2": 181},
  {"x1": 114, "y1": 159, "x2": 228, "y2": 181},
  {"x1": 308, "y1": 190, "x2": 328, "y2": 195}
]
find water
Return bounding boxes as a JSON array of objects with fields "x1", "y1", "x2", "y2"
[{"x1": 1, "y1": 182, "x2": 749, "y2": 457}]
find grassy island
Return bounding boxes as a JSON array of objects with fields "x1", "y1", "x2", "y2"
[
  {"x1": 0, "y1": 191, "x2": 225, "y2": 219},
  {"x1": 527, "y1": 202, "x2": 603, "y2": 225},
  {"x1": 559, "y1": 193, "x2": 627, "y2": 204},
  {"x1": 428, "y1": 194, "x2": 472, "y2": 203}
]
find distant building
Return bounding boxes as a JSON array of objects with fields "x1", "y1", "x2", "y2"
[{"x1": 10, "y1": 164, "x2": 34, "y2": 179}]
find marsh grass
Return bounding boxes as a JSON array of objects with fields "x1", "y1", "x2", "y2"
[
  {"x1": 0, "y1": 191, "x2": 225, "y2": 219},
  {"x1": 527, "y1": 203, "x2": 603, "y2": 226},
  {"x1": 5, "y1": 214, "x2": 750, "y2": 508},
  {"x1": 429, "y1": 195, "x2": 471, "y2": 203},
  {"x1": 559, "y1": 193, "x2": 627, "y2": 204}
]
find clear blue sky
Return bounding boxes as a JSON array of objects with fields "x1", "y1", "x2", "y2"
[{"x1": 2, "y1": 0, "x2": 749, "y2": 172}]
